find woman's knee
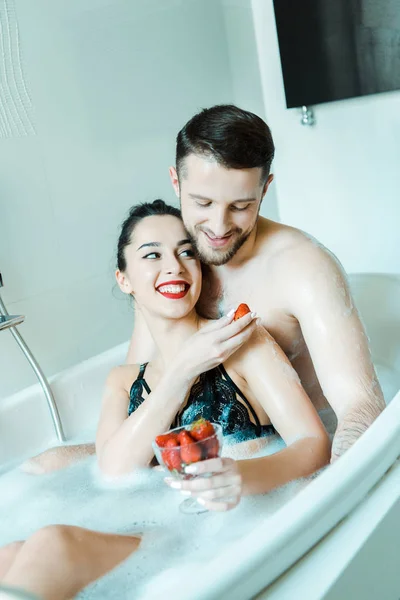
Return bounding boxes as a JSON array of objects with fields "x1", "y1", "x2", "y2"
[
  {"x1": 27, "y1": 525, "x2": 77, "y2": 564},
  {"x1": 0, "y1": 541, "x2": 24, "y2": 558},
  {"x1": 0, "y1": 542, "x2": 24, "y2": 578}
]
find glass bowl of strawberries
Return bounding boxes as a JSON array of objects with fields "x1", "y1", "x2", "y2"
[{"x1": 152, "y1": 419, "x2": 223, "y2": 514}]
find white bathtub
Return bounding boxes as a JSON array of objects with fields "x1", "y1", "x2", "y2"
[{"x1": 1, "y1": 273, "x2": 400, "y2": 599}]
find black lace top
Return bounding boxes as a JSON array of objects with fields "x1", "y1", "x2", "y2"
[{"x1": 128, "y1": 363, "x2": 275, "y2": 440}]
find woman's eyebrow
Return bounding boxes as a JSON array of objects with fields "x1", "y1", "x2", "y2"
[
  {"x1": 137, "y1": 242, "x2": 161, "y2": 251},
  {"x1": 136, "y1": 239, "x2": 190, "y2": 251}
]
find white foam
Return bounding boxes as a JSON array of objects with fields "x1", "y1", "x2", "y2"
[
  {"x1": 0, "y1": 366, "x2": 397, "y2": 599},
  {"x1": 0, "y1": 433, "x2": 306, "y2": 599}
]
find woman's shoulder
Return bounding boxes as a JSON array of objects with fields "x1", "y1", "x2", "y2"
[{"x1": 106, "y1": 363, "x2": 143, "y2": 391}]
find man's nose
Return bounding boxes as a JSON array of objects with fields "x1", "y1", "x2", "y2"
[{"x1": 209, "y1": 208, "x2": 231, "y2": 237}]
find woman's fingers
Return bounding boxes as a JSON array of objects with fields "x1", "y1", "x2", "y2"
[
  {"x1": 175, "y1": 309, "x2": 258, "y2": 380},
  {"x1": 214, "y1": 310, "x2": 257, "y2": 342},
  {"x1": 164, "y1": 473, "x2": 240, "y2": 492},
  {"x1": 184, "y1": 457, "x2": 235, "y2": 476},
  {"x1": 218, "y1": 319, "x2": 258, "y2": 355},
  {"x1": 196, "y1": 497, "x2": 240, "y2": 512},
  {"x1": 194, "y1": 484, "x2": 242, "y2": 501},
  {"x1": 174, "y1": 473, "x2": 242, "y2": 493},
  {"x1": 202, "y1": 309, "x2": 257, "y2": 339},
  {"x1": 200, "y1": 309, "x2": 236, "y2": 333},
  {"x1": 164, "y1": 457, "x2": 242, "y2": 513}
]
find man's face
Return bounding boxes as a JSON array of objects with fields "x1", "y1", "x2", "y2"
[{"x1": 170, "y1": 154, "x2": 272, "y2": 266}]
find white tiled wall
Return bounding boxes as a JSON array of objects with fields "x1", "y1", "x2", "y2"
[
  {"x1": 0, "y1": 0, "x2": 274, "y2": 399},
  {"x1": 251, "y1": 0, "x2": 400, "y2": 275}
]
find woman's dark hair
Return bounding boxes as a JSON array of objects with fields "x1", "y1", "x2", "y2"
[
  {"x1": 117, "y1": 199, "x2": 181, "y2": 271},
  {"x1": 176, "y1": 104, "x2": 275, "y2": 183}
]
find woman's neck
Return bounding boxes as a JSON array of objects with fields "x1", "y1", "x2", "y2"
[{"x1": 141, "y1": 308, "x2": 204, "y2": 366}]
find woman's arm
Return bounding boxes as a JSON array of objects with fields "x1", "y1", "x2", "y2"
[
  {"x1": 166, "y1": 326, "x2": 330, "y2": 506},
  {"x1": 96, "y1": 365, "x2": 195, "y2": 476},
  {"x1": 237, "y1": 437, "x2": 328, "y2": 495},
  {"x1": 97, "y1": 312, "x2": 258, "y2": 477},
  {"x1": 96, "y1": 313, "x2": 255, "y2": 475},
  {"x1": 170, "y1": 434, "x2": 327, "y2": 510}
]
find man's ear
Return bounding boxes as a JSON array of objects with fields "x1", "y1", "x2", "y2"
[
  {"x1": 261, "y1": 174, "x2": 274, "y2": 200},
  {"x1": 169, "y1": 166, "x2": 180, "y2": 198},
  {"x1": 115, "y1": 269, "x2": 133, "y2": 295}
]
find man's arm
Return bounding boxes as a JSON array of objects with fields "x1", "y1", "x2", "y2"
[
  {"x1": 126, "y1": 308, "x2": 157, "y2": 364},
  {"x1": 234, "y1": 325, "x2": 330, "y2": 494},
  {"x1": 290, "y1": 243, "x2": 385, "y2": 461}
]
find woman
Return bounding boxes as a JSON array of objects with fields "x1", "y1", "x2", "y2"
[{"x1": 0, "y1": 200, "x2": 330, "y2": 600}]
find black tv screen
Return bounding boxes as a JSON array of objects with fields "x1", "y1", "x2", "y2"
[{"x1": 273, "y1": 0, "x2": 400, "y2": 108}]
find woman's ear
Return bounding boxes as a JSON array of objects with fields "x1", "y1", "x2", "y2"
[{"x1": 115, "y1": 269, "x2": 133, "y2": 295}]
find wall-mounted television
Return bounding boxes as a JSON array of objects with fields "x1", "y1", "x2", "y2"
[{"x1": 273, "y1": 0, "x2": 400, "y2": 108}]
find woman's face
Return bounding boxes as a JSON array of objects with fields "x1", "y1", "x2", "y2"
[{"x1": 116, "y1": 214, "x2": 202, "y2": 319}]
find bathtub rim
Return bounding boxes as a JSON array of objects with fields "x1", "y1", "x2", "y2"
[
  {"x1": 259, "y1": 456, "x2": 400, "y2": 599},
  {"x1": 162, "y1": 390, "x2": 400, "y2": 600}
]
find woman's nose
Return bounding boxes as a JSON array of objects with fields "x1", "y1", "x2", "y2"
[{"x1": 164, "y1": 256, "x2": 184, "y2": 275}]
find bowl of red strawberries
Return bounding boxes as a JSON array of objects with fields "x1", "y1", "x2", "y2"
[{"x1": 152, "y1": 419, "x2": 223, "y2": 477}]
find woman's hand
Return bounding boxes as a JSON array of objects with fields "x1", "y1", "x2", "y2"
[
  {"x1": 164, "y1": 457, "x2": 243, "y2": 512},
  {"x1": 173, "y1": 310, "x2": 258, "y2": 384}
]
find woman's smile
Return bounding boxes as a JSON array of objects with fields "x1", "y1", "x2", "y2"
[{"x1": 156, "y1": 280, "x2": 191, "y2": 299}]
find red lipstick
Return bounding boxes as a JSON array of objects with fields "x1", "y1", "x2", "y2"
[{"x1": 156, "y1": 280, "x2": 190, "y2": 300}]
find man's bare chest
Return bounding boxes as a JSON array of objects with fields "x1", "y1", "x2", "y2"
[{"x1": 197, "y1": 276, "x2": 302, "y2": 357}]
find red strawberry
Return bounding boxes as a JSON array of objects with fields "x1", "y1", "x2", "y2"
[
  {"x1": 177, "y1": 430, "x2": 195, "y2": 445},
  {"x1": 162, "y1": 450, "x2": 181, "y2": 471},
  {"x1": 201, "y1": 437, "x2": 220, "y2": 460},
  {"x1": 162, "y1": 438, "x2": 181, "y2": 472},
  {"x1": 180, "y1": 442, "x2": 202, "y2": 465},
  {"x1": 190, "y1": 418, "x2": 215, "y2": 441},
  {"x1": 155, "y1": 432, "x2": 179, "y2": 448},
  {"x1": 177, "y1": 429, "x2": 202, "y2": 464},
  {"x1": 233, "y1": 303, "x2": 251, "y2": 321}
]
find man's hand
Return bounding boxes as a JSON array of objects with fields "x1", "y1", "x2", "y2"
[{"x1": 330, "y1": 398, "x2": 384, "y2": 462}]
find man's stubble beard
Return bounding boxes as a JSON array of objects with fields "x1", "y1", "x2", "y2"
[{"x1": 184, "y1": 224, "x2": 253, "y2": 266}]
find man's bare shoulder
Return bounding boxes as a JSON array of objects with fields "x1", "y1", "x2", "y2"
[{"x1": 257, "y1": 217, "x2": 341, "y2": 273}]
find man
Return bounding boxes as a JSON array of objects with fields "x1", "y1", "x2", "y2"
[
  {"x1": 128, "y1": 104, "x2": 385, "y2": 461},
  {"x1": 25, "y1": 104, "x2": 384, "y2": 475}
]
